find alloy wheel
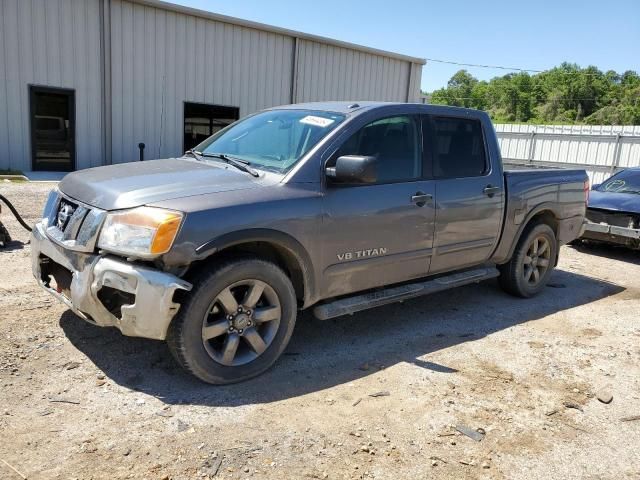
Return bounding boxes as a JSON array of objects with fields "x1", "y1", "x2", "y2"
[
  {"x1": 201, "y1": 279, "x2": 281, "y2": 366},
  {"x1": 523, "y1": 236, "x2": 551, "y2": 286}
]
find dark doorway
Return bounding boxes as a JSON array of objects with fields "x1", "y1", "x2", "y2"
[
  {"x1": 183, "y1": 102, "x2": 239, "y2": 152},
  {"x1": 30, "y1": 86, "x2": 75, "y2": 171}
]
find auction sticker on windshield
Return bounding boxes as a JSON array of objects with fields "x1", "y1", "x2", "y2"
[{"x1": 300, "y1": 116, "x2": 336, "y2": 128}]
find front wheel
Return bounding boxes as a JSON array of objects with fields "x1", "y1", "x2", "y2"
[
  {"x1": 498, "y1": 223, "x2": 558, "y2": 298},
  {"x1": 167, "y1": 258, "x2": 297, "y2": 384}
]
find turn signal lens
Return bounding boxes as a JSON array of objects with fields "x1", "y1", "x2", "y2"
[{"x1": 151, "y1": 212, "x2": 183, "y2": 254}]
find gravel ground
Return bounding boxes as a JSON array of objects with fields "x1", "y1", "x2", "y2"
[{"x1": 0, "y1": 180, "x2": 639, "y2": 480}]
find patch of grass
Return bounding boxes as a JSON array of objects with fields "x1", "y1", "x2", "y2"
[
  {"x1": 0, "y1": 170, "x2": 27, "y2": 183},
  {"x1": 0, "y1": 169, "x2": 24, "y2": 176}
]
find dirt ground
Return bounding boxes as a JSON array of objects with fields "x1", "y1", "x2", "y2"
[{"x1": 0, "y1": 180, "x2": 639, "y2": 480}]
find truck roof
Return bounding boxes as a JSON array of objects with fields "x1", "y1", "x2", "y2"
[{"x1": 271, "y1": 101, "x2": 488, "y2": 116}]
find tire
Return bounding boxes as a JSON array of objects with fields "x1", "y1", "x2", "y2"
[
  {"x1": 167, "y1": 257, "x2": 297, "y2": 384},
  {"x1": 498, "y1": 222, "x2": 558, "y2": 298}
]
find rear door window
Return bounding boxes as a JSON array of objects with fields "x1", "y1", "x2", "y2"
[{"x1": 428, "y1": 117, "x2": 487, "y2": 179}]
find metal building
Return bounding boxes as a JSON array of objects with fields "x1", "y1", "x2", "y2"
[{"x1": 0, "y1": 0, "x2": 425, "y2": 173}]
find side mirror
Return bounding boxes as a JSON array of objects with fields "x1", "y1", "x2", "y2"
[
  {"x1": 326, "y1": 155, "x2": 377, "y2": 184},
  {"x1": 591, "y1": 184, "x2": 600, "y2": 190}
]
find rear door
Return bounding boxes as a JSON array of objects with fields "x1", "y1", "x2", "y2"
[
  {"x1": 320, "y1": 113, "x2": 436, "y2": 298},
  {"x1": 425, "y1": 114, "x2": 504, "y2": 274}
]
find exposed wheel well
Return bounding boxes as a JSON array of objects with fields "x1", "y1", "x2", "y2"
[
  {"x1": 529, "y1": 210, "x2": 559, "y2": 236},
  {"x1": 184, "y1": 242, "x2": 306, "y2": 305},
  {"x1": 513, "y1": 209, "x2": 560, "y2": 266}
]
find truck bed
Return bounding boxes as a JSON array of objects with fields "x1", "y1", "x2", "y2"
[{"x1": 491, "y1": 167, "x2": 588, "y2": 264}]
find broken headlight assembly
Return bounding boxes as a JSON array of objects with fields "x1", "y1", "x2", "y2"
[{"x1": 97, "y1": 206, "x2": 183, "y2": 258}]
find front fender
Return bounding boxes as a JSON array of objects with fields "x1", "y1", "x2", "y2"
[{"x1": 194, "y1": 228, "x2": 318, "y2": 307}]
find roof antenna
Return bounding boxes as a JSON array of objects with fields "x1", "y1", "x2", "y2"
[{"x1": 347, "y1": 103, "x2": 360, "y2": 109}]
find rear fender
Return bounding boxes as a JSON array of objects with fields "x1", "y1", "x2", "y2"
[{"x1": 493, "y1": 203, "x2": 561, "y2": 264}]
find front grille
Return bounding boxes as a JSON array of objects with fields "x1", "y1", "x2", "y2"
[
  {"x1": 55, "y1": 198, "x2": 79, "y2": 232},
  {"x1": 43, "y1": 191, "x2": 107, "y2": 253},
  {"x1": 587, "y1": 208, "x2": 639, "y2": 229}
]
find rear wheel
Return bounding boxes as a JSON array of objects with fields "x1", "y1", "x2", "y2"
[
  {"x1": 167, "y1": 258, "x2": 297, "y2": 384},
  {"x1": 499, "y1": 223, "x2": 557, "y2": 298}
]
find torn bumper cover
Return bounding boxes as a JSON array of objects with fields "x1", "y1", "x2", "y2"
[
  {"x1": 31, "y1": 222, "x2": 192, "y2": 340},
  {"x1": 582, "y1": 221, "x2": 640, "y2": 246}
]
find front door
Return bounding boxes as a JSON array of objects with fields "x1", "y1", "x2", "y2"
[
  {"x1": 425, "y1": 115, "x2": 504, "y2": 274},
  {"x1": 321, "y1": 115, "x2": 436, "y2": 298},
  {"x1": 30, "y1": 86, "x2": 75, "y2": 172}
]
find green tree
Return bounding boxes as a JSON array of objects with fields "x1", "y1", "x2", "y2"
[{"x1": 424, "y1": 64, "x2": 640, "y2": 125}]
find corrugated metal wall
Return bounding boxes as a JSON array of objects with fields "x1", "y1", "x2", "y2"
[
  {"x1": 0, "y1": 0, "x2": 104, "y2": 172},
  {"x1": 294, "y1": 38, "x2": 422, "y2": 103},
  {"x1": 496, "y1": 124, "x2": 640, "y2": 184},
  {"x1": 0, "y1": 0, "x2": 424, "y2": 170},
  {"x1": 110, "y1": 0, "x2": 422, "y2": 164},
  {"x1": 109, "y1": 0, "x2": 296, "y2": 163}
]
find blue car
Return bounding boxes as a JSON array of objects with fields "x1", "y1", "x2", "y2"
[{"x1": 582, "y1": 167, "x2": 640, "y2": 249}]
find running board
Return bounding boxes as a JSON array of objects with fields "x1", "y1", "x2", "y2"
[{"x1": 313, "y1": 267, "x2": 500, "y2": 320}]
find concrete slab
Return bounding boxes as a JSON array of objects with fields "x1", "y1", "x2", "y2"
[{"x1": 23, "y1": 171, "x2": 66, "y2": 182}]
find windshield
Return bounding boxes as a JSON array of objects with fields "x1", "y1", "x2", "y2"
[
  {"x1": 597, "y1": 169, "x2": 640, "y2": 195},
  {"x1": 194, "y1": 109, "x2": 346, "y2": 174}
]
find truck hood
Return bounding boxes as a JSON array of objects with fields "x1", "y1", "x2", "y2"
[
  {"x1": 589, "y1": 189, "x2": 640, "y2": 214},
  {"x1": 59, "y1": 158, "x2": 278, "y2": 210}
]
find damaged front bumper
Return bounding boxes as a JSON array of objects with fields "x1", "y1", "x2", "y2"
[
  {"x1": 31, "y1": 221, "x2": 192, "y2": 340},
  {"x1": 582, "y1": 221, "x2": 640, "y2": 247}
]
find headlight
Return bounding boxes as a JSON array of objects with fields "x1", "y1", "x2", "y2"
[
  {"x1": 98, "y1": 206, "x2": 183, "y2": 258},
  {"x1": 41, "y1": 188, "x2": 59, "y2": 227}
]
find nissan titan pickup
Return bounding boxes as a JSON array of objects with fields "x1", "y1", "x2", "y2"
[{"x1": 32, "y1": 102, "x2": 589, "y2": 384}]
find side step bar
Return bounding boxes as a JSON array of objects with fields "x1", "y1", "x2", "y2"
[{"x1": 313, "y1": 266, "x2": 500, "y2": 320}]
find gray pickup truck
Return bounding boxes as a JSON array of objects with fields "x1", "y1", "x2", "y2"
[{"x1": 32, "y1": 102, "x2": 588, "y2": 384}]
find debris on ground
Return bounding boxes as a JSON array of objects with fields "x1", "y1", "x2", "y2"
[
  {"x1": 156, "y1": 409, "x2": 175, "y2": 418},
  {"x1": 562, "y1": 401, "x2": 584, "y2": 412},
  {"x1": 1, "y1": 459, "x2": 27, "y2": 480},
  {"x1": 455, "y1": 425, "x2": 485, "y2": 442},
  {"x1": 201, "y1": 456, "x2": 222, "y2": 478},
  {"x1": 620, "y1": 415, "x2": 640, "y2": 422},
  {"x1": 596, "y1": 390, "x2": 613, "y2": 404},
  {"x1": 368, "y1": 391, "x2": 390, "y2": 398},
  {"x1": 48, "y1": 396, "x2": 80, "y2": 405}
]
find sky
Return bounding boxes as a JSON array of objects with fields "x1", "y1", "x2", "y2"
[{"x1": 171, "y1": 0, "x2": 640, "y2": 92}]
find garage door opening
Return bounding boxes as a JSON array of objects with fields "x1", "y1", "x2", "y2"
[
  {"x1": 183, "y1": 102, "x2": 239, "y2": 152},
  {"x1": 30, "y1": 86, "x2": 75, "y2": 172}
]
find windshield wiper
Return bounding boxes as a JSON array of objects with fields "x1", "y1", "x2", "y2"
[{"x1": 200, "y1": 152, "x2": 260, "y2": 177}]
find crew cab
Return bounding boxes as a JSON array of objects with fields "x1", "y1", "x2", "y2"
[{"x1": 32, "y1": 102, "x2": 588, "y2": 384}]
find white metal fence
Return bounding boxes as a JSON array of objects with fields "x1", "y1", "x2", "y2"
[{"x1": 495, "y1": 124, "x2": 640, "y2": 184}]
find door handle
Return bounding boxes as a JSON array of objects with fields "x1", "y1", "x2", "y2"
[
  {"x1": 483, "y1": 185, "x2": 501, "y2": 197},
  {"x1": 411, "y1": 192, "x2": 433, "y2": 207}
]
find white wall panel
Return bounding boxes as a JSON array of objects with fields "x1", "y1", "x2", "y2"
[
  {"x1": 0, "y1": 0, "x2": 103, "y2": 171},
  {"x1": 1, "y1": 0, "x2": 424, "y2": 170},
  {"x1": 294, "y1": 38, "x2": 417, "y2": 104},
  {"x1": 109, "y1": 0, "x2": 295, "y2": 163},
  {"x1": 496, "y1": 124, "x2": 640, "y2": 184}
]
